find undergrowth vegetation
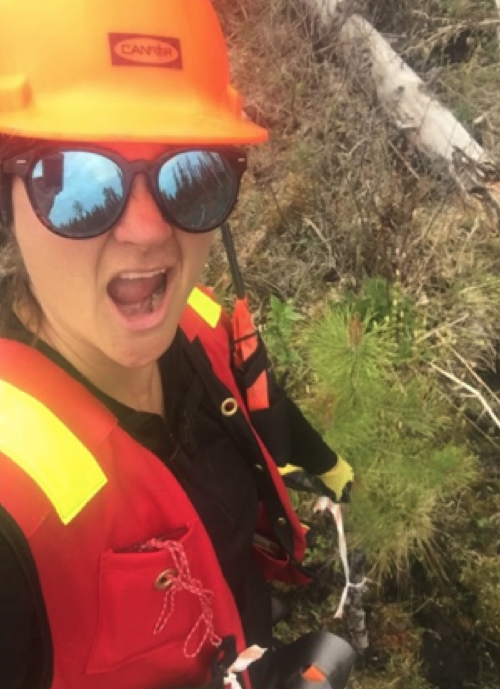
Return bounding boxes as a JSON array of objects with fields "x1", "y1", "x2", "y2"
[
  {"x1": 304, "y1": 298, "x2": 478, "y2": 579},
  {"x1": 210, "y1": 0, "x2": 500, "y2": 686}
]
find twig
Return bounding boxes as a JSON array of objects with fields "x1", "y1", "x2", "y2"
[
  {"x1": 430, "y1": 363, "x2": 500, "y2": 431},
  {"x1": 457, "y1": 218, "x2": 480, "y2": 265},
  {"x1": 440, "y1": 387, "x2": 500, "y2": 451},
  {"x1": 449, "y1": 344, "x2": 500, "y2": 410},
  {"x1": 303, "y1": 217, "x2": 335, "y2": 265},
  {"x1": 387, "y1": 140, "x2": 421, "y2": 181},
  {"x1": 414, "y1": 314, "x2": 469, "y2": 345}
]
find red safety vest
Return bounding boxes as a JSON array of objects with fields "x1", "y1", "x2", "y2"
[{"x1": 0, "y1": 288, "x2": 307, "y2": 689}]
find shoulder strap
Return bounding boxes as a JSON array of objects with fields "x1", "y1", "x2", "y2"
[
  {"x1": 0, "y1": 377, "x2": 108, "y2": 526},
  {"x1": 177, "y1": 330, "x2": 298, "y2": 557},
  {"x1": 180, "y1": 288, "x2": 309, "y2": 571}
]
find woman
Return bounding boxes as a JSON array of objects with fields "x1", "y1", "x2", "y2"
[{"x1": 0, "y1": 1, "x2": 353, "y2": 688}]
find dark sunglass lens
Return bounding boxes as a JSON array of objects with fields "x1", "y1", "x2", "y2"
[
  {"x1": 158, "y1": 151, "x2": 237, "y2": 231},
  {"x1": 31, "y1": 151, "x2": 125, "y2": 238}
]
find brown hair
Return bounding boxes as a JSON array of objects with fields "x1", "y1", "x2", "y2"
[{"x1": 0, "y1": 134, "x2": 42, "y2": 338}]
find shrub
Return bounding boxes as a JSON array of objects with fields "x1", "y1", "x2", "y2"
[{"x1": 300, "y1": 299, "x2": 478, "y2": 579}]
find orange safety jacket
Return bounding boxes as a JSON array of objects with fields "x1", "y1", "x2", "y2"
[{"x1": 0, "y1": 287, "x2": 308, "y2": 689}]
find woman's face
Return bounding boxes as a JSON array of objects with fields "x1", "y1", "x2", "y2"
[{"x1": 12, "y1": 142, "x2": 215, "y2": 373}]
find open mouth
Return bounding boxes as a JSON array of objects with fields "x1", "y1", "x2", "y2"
[{"x1": 107, "y1": 269, "x2": 169, "y2": 317}]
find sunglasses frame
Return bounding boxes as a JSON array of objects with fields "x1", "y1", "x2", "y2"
[{"x1": 2, "y1": 144, "x2": 248, "y2": 238}]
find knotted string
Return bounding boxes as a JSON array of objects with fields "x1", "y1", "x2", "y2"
[{"x1": 151, "y1": 538, "x2": 222, "y2": 658}]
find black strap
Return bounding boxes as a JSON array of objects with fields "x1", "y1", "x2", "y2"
[
  {"x1": 231, "y1": 336, "x2": 338, "y2": 475},
  {"x1": 233, "y1": 337, "x2": 271, "y2": 390},
  {"x1": 181, "y1": 334, "x2": 296, "y2": 557}
]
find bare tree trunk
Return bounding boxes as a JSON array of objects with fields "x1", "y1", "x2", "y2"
[{"x1": 300, "y1": 0, "x2": 500, "y2": 215}]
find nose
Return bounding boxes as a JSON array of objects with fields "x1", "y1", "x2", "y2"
[{"x1": 111, "y1": 173, "x2": 174, "y2": 245}]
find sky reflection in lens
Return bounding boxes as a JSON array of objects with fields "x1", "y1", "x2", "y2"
[
  {"x1": 31, "y1": 149, "x2": 237, "y2": 237},
  {"x1": 32, "y1": 152, "x2": 123, "y2": 234}
]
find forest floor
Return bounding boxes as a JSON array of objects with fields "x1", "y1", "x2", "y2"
[{"x1": 210, "y1": 1, "x2": 500, "y2": 686}]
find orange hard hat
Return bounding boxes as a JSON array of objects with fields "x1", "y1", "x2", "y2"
[{"x1": 0, "y1": 0, "x2": 268, "y2": 145}]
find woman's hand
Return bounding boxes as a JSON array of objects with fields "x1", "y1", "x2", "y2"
[{"x1": 279, "y1": 456, "x2": 354, "y2": 502}]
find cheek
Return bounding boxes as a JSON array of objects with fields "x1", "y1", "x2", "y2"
[
  {"x1": 12, "y1": 178, "x2": 35, "y2": 238},
  {"x1": 12, "y1": 180, "x2": 99, "y2": 301},
  {"x1": 181, "y1": 232, "x2": 215, "y2": 276},
  {"x1": 11, "y1": 181, "x2": 47, "y2": 274}
]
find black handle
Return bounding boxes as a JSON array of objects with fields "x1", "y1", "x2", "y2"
[
  {"x1": 274, "y1": 631, "x2": 356, "y2": 689},
  {"x1": 221, "y1": 222, "x2": 246, "y2": 299}
]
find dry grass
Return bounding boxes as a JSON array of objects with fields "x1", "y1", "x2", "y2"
[
  {"x1": 208, "y1": 0, "x2": 500, "y2": 417},
  {"x1": 210, "y1": 0, "x2": 500, "y2": 307},
  {"x1": 209, "y1": 3, "x2": 500, "y2": 685}
]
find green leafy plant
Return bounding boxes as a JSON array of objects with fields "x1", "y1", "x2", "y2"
[
  {"x1": 344, "y1": 276, "x2": 418, "y2": 362},
  {"x1": 262, "y1": 295, "x2": 305, "y2": 383}
]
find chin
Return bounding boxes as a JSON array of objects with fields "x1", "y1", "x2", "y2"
[{"x1": 111, "y1": 335, "x2": 174, "y2": 370}]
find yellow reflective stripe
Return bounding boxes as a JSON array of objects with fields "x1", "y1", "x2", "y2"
[
  {"x1": 188, "y1": 287, "x2": 221, "y2": 328},
  {"x1": 0, "y1": 380, "x2": 107, "y2": 525}
]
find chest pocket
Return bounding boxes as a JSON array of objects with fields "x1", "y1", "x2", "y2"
[{"x1": 86, "y1": 520, "x2": 222, "y2": 679}]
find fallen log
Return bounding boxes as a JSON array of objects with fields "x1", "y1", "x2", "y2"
[{"x1": 300, "y1": 0, "x2": 500, "y2": 217}]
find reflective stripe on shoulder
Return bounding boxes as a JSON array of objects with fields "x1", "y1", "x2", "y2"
[
  {"x1": 187, "y1": 287, "x2": 222, "y2": 328},
  {"x1": 0, "y1": 380, "x2": 107, "y2": 525}
]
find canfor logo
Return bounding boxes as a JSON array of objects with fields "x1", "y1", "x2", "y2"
[{"x1": 109, "y1": 34, "x2": 182, "y2": 69}]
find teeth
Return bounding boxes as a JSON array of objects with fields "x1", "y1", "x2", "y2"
[
  {"x1": 118, "y1": 269, "x2": 167, "y2": 280},
  {"x1": 151, "y1": 290, "x2": 163, "y2": 311}
]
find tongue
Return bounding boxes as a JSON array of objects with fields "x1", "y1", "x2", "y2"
[{"x1": 108, "y1": 274, "x2": 165, "y2": 306}]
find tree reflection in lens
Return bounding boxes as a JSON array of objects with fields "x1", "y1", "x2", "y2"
[
  {"x1": 159, "y1": 151, "x2": 235, "y2": 230},
  {"x1": 56, "y1": 185, "x2": 123, "y2": 238}
]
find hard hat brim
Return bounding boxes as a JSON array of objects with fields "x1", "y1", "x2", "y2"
[{"x1": 0, "y1": 94, "x2": 268, "y2": 145}]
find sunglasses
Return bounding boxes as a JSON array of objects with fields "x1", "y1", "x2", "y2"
[{"x1": 2, "y1": 146, "x2": 247, "y2": 239}]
